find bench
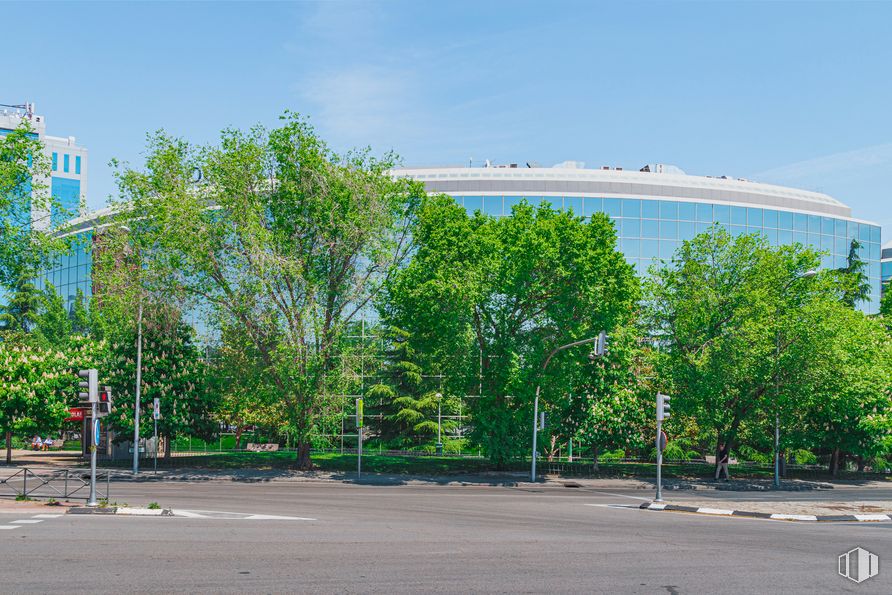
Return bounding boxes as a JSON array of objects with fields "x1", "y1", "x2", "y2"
[{"x1": 246, "y1": 443, "x2": 279, "y2": 452}]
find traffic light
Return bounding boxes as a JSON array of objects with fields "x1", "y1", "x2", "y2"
[
  {"x1": 657, "y1": 393, "x2": 671, "y2": 421},
  {"x1": 78, "y1": 369, "x2": 98, "y2": 403},
  {"x1": 97, "y1": 386, "x2": 113, "y2": 417},
  {"x1": 592, "y1": 330, "x2": 609, "y2": 358}
]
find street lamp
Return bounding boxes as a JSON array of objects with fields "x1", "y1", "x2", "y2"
[
  {"x1": 531, "y1": 335, "x2": 604, "y2": 482},
  {"x1": 119, "y1": 224, "x2": 144, "y2": 475},
  {"x1": 774, "y1": 269, "x2": 817, "y2": 488}
]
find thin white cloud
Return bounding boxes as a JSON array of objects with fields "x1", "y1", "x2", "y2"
[{"x1": 752, "y1": 143, "x2": 892, "y2": 184}]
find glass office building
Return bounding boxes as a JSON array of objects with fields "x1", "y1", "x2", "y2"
[
  {"x1": 396, "y1": 162, "x2": 883, "y2": 314},
  {"x1": 882, "y1": 241, "x2": 892, "y2": 296}
]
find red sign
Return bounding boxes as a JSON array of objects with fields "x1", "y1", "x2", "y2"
[{"x1": 65, "y1": 408, "x2": 85, "y2": 422}]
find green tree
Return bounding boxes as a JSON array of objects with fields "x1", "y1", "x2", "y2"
[
  {"x1": 32, "y1": 288, "x2": 72, "y2": 348},
  {"x1": 0, "y1": 334, "x2": 102, "y2": 463},
  {"x1": 111, "y1": 115, "x2": 422, "y2": 468},
  {"x1": 837, "y1": 238, "x2": 871, "y2": 309},
  {"x1": 644, "y1": 228, "x2": 829, "y2": 461},
  {"x1": 104, "y1": 314, "x2": 216, "y2": 459},
  {"x1": 0, "y1": 273, "x2": 41, "y2": 333},
  {"x1": 879, "y1": 281, "x2": 892, "y2": 321},
  {"x1": 382, "y1": 197, "x2": 639, "y2": 465}
]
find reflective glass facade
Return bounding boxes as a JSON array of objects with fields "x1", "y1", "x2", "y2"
[
  {"x1": 34, "y1": 232, "x2": 93, "y2": 313},
  {"x1": 452, "y1": 195, "x2": 883, "y2": 314}
]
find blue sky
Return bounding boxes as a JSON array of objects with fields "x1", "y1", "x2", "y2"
[{"x1": 4, "y1": 1, "x2": 892, "y2": 235}]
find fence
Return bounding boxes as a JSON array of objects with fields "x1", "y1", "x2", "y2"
[{"x1": 0, "y1": 467, "x2": 111, "y2": 502}]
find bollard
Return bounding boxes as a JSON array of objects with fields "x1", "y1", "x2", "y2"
[{"x1": 64, "y1": 469, "x2": 69, "y2": 499}]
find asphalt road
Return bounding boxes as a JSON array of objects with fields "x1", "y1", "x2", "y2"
[{"x1": 1, "y1": 480, "x2": 889, "y2": 594}]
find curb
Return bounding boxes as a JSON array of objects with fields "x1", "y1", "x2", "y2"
[{"x1": 638, "y1": 502, "x2": 892, "y2": 522}]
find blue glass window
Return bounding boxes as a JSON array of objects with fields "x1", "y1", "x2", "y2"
[
  {"x1": 834, "y1": 254, "x2": 847, "y2": 269},
  {"x1": 603, "y1": 198, "x2": 622, "y2": 217},
  {"x1": 622, "y1": 198, "x2": 641, "y2": 218},
  {"x1": 821, "y1": 235, "x2": 833, "y2": 252},
  {"x1": 503, "y1": 196, "x2": 522, "y2": 213},
  {"x1": 678, "y1": 202, "x2": 696, "y2": 221},
  {"x1": 75, "y1": 156, "x2": 81, "y2": 175},
  {"x1": 464, "y1": 196, "x2": 482, "y2": 213},
  {"x1": 764, "y1": 228, "x2": 778, "y2": 246},
  {"x1": 621, "y1": 238, "x2": 640, "y2": 257},
  {"x1": 847, "y1": 221, "x2": 857, "y2": 239},
  {"x1": 660, "y1": 221, "x2": 678, "y2": 239},
  {"x1": 730, "y1": 225, "x2": 746, "y2": 238},
  {"x1": 713, "y1": 204, "x2": 730, "y2": 225},
  {"x1": 834, "y1": 237, "x2": 848, "y2": 255},
  {"x1": 564, "y1": 196, "x2": 583, "y2": 215},
  {"x1": 731, "y1": 207, "x2": 747, "y2": 226},
  {"x1": 678, "y1": 221, "x2": 697, "y2": 241},
  {"x1": 808, "y1": 215, "x2": 821, "y2": 233},
  {"x1": 642, "y1": 200, "x2": 660, "y2": 219},
  {"x1": 696, "y1": 203, "x2": 713, "y2": 223},
  {"x1": 660, "y1": 240, "x2": 679, "y2": 259},
  {"x1": 763, "y1": 209, "x2": 778, "y2": 228},
  {"x1": 748, "y1": 226, "x2": 763, "y2": 238},
  {"x1": 870, "y1": 242, "x2": 880, "y2": 260},
  {"x1": 660, "y1": 201, "x2": 679, "y2": 220},
  {"x1": 821, "y1": 217, "x2": 834, "y2": 235},
  {"x1": 641, "y1": 239, "x2": 660, "y2": 259},
  {"x1": 834, "y1": 219, "x2": 846, "y2": 236},
  {"x1": 52, "y1": 152, "x2": 58, "y2": 171},
  {"x1": 642, "y1": 219, "x2": 660, "y2": 238},
  {"x1": 483, "y1": 196, "x2": 503, "y2": 216},
  {"x1": 747, "y1": 208, "x2": 762, "y2": 227},
  {"x1": 822, "y1": 254, "x2": 834, "y2": 269},
  {"x1": 870, "y1": 225, "x2": 881, "y2": 244},
  {"x1": 622, "y1": 219, "x2": 640, "y2": 238},
  {"x1": 807, "y1": 233, "x2": 821, "y2": 250},
  {"x1": 63, "y1": 154, "x2": 70, "y2": 173},
  {"x1": 793, "y1": 231, "x2": 807, "y2": 245},
  {"x1": 584, "y1": 197, "x2": 602, "y2": 216},
  {"x1": 858, "y1": 223, "x2": 870, "y2": 242},
  {"x1": 779, "y1": 229, "x2": 793, "y2": 245},
  {"x1": 778, "y1": 211, "x2": 793, "y2": 229},
  {"x1": 542, "y1": 196, "x2": 562, "y2": 211},
  {"x1": 696, "y1": 222, "x2": 711, "y2": 235},
  {"x1": 793, "y1": 213, "x2": 807, "y2": 232}
]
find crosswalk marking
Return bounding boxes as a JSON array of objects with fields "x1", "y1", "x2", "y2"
[
  {"x1": 32, "y1": 514, "x2": 63, "y2": 519},
  {"x1": 11, "y1": 519, "x2": 43, "y2": 524},
  {"x1": 0, "y1": 525, "x2": 19, "y2": 530}
]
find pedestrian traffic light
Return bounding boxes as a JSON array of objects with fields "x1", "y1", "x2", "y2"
[
  {"x1": 78, "y1": 369, "x2": 98, "y2": 403},
  {"x1": 97, "y1": 386, "x2": 113, "y2": 417},
  {"x1": 657, "y1": 393, "x2": 671, "y2": 421}
]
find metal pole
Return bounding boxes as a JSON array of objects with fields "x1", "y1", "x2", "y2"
[
  {"x1": 154, "y1": 417, "x2": 158, "y2": 474},
  {"x1": 569, "y1": 439, "x2": 573, "y2": 462},
  {"x1": 655, "y1": 418, "x2": 663, "y2": 502},
  {"x1": 88, "y1": 401, "x2": 98, "y2": 506},
  {"x1": 774, "y1": 327, "x2": 781, "y2": 488},
  {"x1": 531, "y1": 387, "x2": 540, "y2": 482},
  {"x1": 133, "y1": 301, "x2": 143, "y2": 475},
  {"x1": 357, "y1": 426, "x2": 362, "y2": 478}
]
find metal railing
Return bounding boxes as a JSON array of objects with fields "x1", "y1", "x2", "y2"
[{"x1": 0, "y1": 467, "x2": 111, "y2": 502}]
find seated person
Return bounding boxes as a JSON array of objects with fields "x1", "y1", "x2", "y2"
[
  {"x1": 42, "y1": 437, "x2": 54, "y2": 451},
  {"x1": 31, "y1": 436, "x2": 42, "y2": 451}
]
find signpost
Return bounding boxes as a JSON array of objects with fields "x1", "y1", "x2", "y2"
[
  {"x1": 356, "y1": 398, "x2": 364, "y2": 478},
  {"x1": 153, "y1": 398, "x2": 160, "y2": 474},
  {"x1": 65, "y1": 408, "x2": 85, "y2": 422},
  {"x1": 655, "y1": 393, "x2": 671, "y2": 503},
  {"x1": 78, "y1": 369, "x2": 99, "y2": 507}
]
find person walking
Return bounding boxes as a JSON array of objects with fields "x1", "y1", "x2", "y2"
[{"x1": 715, "y1": 442, "x2": 730, "y2": 481}]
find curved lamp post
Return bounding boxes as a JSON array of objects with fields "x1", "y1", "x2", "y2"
[{"x1": 531, "y1": 334, "x2": 605, "y2": 482}]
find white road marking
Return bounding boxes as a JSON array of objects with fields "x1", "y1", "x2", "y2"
[
  {"x1": 32, "y1": 514, "x2": 63, "y2": 519},
  {"x1": 11, "y1": 519, "x2": 43, "y2": 524},
  {"x1": 853, "y1": 514, "x2": 891, "y2": 521},
  {"x1": 171, "y1": 509, "x2": 316, "y2": 521},
  {"x1": 0, "y1": 525, "x2": 20, "y2": 530}
]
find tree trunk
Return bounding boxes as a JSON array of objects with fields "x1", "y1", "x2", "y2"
[
  {"x1": 829, "y1": 447, "x2": 840, "y2": 476},
  {"x1": 296, "y1": 440, "x2": 312, "y2": 470},
  {"x1": 164, "y1": 433, "x2": 172, "y2": 461},
  {"x1": 592, "y1": 444, "x2": 600, "y2": 472},
  {"x1": 546, "y1": 435, "x2": 557, "y2": 462},
  {"x1": 234, "y1": 425, "x2": 244, "y2": 450},
  {"x1": 856, "y1": 455, "x2": 865, "y2": 473},
  {"x1": 5, "y1": 431, "x2": 11, "y2": 465}
]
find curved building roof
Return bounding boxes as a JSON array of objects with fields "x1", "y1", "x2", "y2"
[{"x1": 395, "y1": 164, "x2": 853, "y2": 219}]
